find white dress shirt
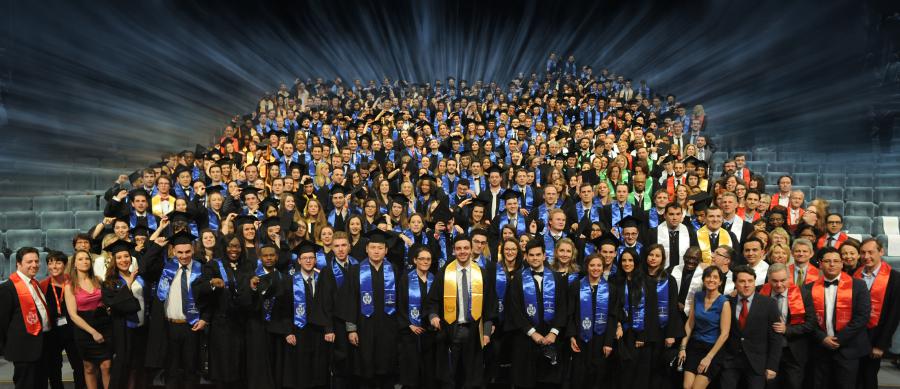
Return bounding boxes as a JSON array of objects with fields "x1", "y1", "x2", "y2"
[
  {"x1": 16, "y1": 271, "x2": 51, "y2": 332},
  {"x1": 164, "y1": 264, "x2": 193, "y2": 321},
  {"x1": 824, "y1": 276, "x2": 839, "y2": 337},
  {"x1": 524, "y1": 267, "x2": 560, "y2": 336},
  {"x1": 456, "y1": 262, "x2": 472, "y2": 324}
]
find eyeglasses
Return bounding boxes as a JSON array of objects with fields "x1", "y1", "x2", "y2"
[{"x1": 827, "y1": 221, "x2": 842, "y2": 224}]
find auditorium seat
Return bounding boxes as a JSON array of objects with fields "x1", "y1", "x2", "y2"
[
  {"x1": 846, "y1": 174, "x2": 874, "y2": 187},
  {"x1": 845, "y1": 187, "x2": 874, "y2": 203},
  {"x1": 873, "y1": 217, "x2": 899, "y2": 235},
  {"x1": 877, "y1": 174, "x2": 900, "y2": 187},
  {"x1": 4, "y1": 211, "x2": 38, "y2": 230},
  {"x1": 74, "y1": 211, "x2": 104, "y2": 232},
  {"x1": 814, "y1": 186, "x2": 844, "y2": 203},
  {"x1": 794, "y1": 185, "x2": 812, "y2": 200},
  {"x1": 32, "y1": 196, "x2": 67, "y2": 212},
  {"x1": 879, "y1": 202, "x2": 900, "y2": 217},
  {"x1": 877, "y1": 188, "x2": 900, "y2": 203},
  {"x1": 0, "y1": 253, "x2": 6, "y2": 279},
  {"x1": 731, "y1": 152, "x2": 752, "y2": 160},
  {"x1": 793, "y1": 162, "x2": 820, "y2": 174},
  {"x1": 40, "y1": 211, "x2": 74, "y2": 230},
  {"x1": 45, "y1": 229, "x2": 78, "y2": 254},
  {"x1": 67, "y1": 195, "x2": 98, "y2": 211},
  {"x1": 843, "y1": 216, "x2": 873, "y2": 235},
  {"x1": 844, "y1": 201, "x2": 877, "y2": 218},
  {"x1": 777, "y1": 151, "x2": 800, "y2": 161},
  {"x1": 0, "y1": 197, "x2": 31, "y2": 212},
  {"x1": 746, "y1": 161, "x2": 767, "y2": 174},
  {"x1": 36, "y1": 252, "x2": 48, "y2": 279},
  {"x1": 765, "y1": 185, "x2": 778, "y2": 195},
  {"x1": 818, "y1": 174, "x2": 845, "y2": 187},
  {"x1": 768, "y1": 162, "x2": 794, "y2": 173},
  {"x1": 792, "y1": 173, "x2": 817, "y2": 187},
  {"x1": 5, "y1": 230, "x2": 44, "y2": 251},
  {"x1": 753, "y1": 151, "x2": 776, "y2": 162},
  {"x1": 713, "y1": 152, "x2": 729, "y2": 163},
  {"x1": 67, "y1": 171, "x2": 96, "y2": 191},
  {"x1": 765, "y1": 172, "x2": 787, "y2": 185},
  {"x1": 828, "y1": 201, "x2": 844, "y2": 216}
]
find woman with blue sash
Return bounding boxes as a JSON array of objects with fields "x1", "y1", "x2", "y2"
[
  {"x1": 346, "y1": 215, "x2": 369, "y2": 260},
  {"x1": 641, "y1": 244, "x2": 686, "y2": 389},
  {"x1": 101, "y1": 240, "x2": 149, "y2": 389},
  {"x1": 486, "y1": 238, "x2": 523, "y2": 387},
  {"x1": 200, "y1": 236, "x2": 248, "y2": 388},
  {"x1": 566, "y1": 253, "x2": 620, "y2": 389},
  {"x1": 396, "y1": 245, "x2": 437, "y2": 389},
  {"x1": 613, "y1": 247, "x2": 651, "y2": 389},
  {"x1": 277, "y1": 241, "x2": 330, "y2": 389},
  {"x1": 505, "y1": 239, "x2": 569, "y2": 388}
]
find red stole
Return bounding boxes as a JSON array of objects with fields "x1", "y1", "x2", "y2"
[
  {"x1": 816, "y1": 233, "x2": 848, "y2": 250},
  {"x1": 735, "y1": 207, "x2": 759, "y2": 222},
  {"x1": 854, "y1": 262, "x2": 892, "y2": 328},
  {"x1": 759, "y1": 283, "x2": 806, "y2": 325},
  {"x1": 770, "y1": 192, "x2": 789, "y2": 209},
  {"x1": 789, "y1": 263, "x2": 819, "y2": 285},
  {"x1": 666, "y1": 175, "x2": 685, "y2": 198},
  {"x1": 740, "y1": 168, "x2": 751, "y2": 184},
  {"x1": 9, "y1": 273, "x2": 45, "y2": 336},
  {"x1": 786, "y1": 207, "x2": 804, "y2": 227},
  {"x1": 812, "y1": 273, "x2": 853, "y2": 333}
]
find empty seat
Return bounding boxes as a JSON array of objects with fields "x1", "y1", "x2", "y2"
[
  {"x1": 877, "y1": 188, "x2": 900, "y2": 203},
  {"x1": 819, "y1": 174, "x2": 845, "y2": 187},
  {"x1": 32, "y1": 196, "x2": 67, "y2": 212},
  {"x1": 45, "y1": 229, "x2": 78, "y2": 254},
  {"x1": 67, "y1": 195, "x2": 97, "y2": 211},
  {"x1": 765, "y1": 172, "x2": 788, "y2": 185},
  {"x1": 846, "y1": 174, "x2": 874, "y2": 187},
  {"x1": 67, "y1": 171, "x2": 96, "y2": 191},
  {"x1": 827, "y1": 201, "x2": 845, "y2": 216},
  {"x1": 765, "y1": 185, "x2": 779, "y2": 195},
  {"x1": 74, "y1": 211, "x2": 104, "y2": 232},
  {"x1": 794, "y1": 163, "x2": 820, "y2": 174},
  {"x1": 880, "y1": 202, "x2": 900, "y2": 217},
  {"x1": 874, "y1": 217, "x2": 900, "y2": 235},
  {"x1": 778, "y1": 152, "x2": 801, "y2": 162},
  {"x1": 844, "y1": 201, "x2": 877, "y2": 218},
  {"x1": 877, "y1": 174, "x2": 900, "y2": 187},
  {"x1": 794, "y1": 185, "x2": 813, "y2": 200},
  {"x1": 843, "y1": 216, "x2": 873, "y2": 235},
  {"x1": 754, "y1": 151, "x2": 777, "y2": 162},
  {"x1": 36, "y1": 252, "x2": 48, "y2": 279},
  {"x1": 0, "y1": 253, "x2": 6, "y2": 279},
  {"x1": 746, "y1": 161, "x2": 767, "y2": 174},
  {"x1": 40, "y1": 211, "x2": 73, "y2": 230},
  {"x1": 846, "y1": 187, "x2": 874, "y2": 203},
  {"x1": 0, "y1": 197, "x2": 31, "y2": 212},
  {"x1": 768, "y1": 162, "x2": 794, "y2": 173},
  {"x1": 793, "y1": 173, "x2": 817, "y2": 187},
  {"x1": 4, "y1": 211, "x2": 38, "y2": 230},
  {"x1": 5, "y1": 230, "x2": 44, "y2": 251},
  {"x1": 713, "y1": 152, "x2": 729, "y2": 163},
  {"x1": 815, "y1": 186, "x2": 844, "y2": 202}
]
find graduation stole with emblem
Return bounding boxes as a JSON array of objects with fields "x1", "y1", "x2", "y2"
[
  {"x1": 156, "y1": 259, "x2": 202, "y2": 325},
  {"x1": 495, "y1": 265, "x2": 508, "y2": 321},
  {"x1": 331, "y1": 256, "x2": 358, "y2": 289},
  {"x1": 697, "y1": 228, "x2": 732, "y2": 265},
  {"x1": 119, "y1": 274, "x2": 146, "y2": 328},
  {"x1": 656, "y1": 277, "x2": 670, "y2": 327},
  {"x1": 812, "y1": 272, "x2": 853, "y2": 333},
  {"x1": 578, "y1": 276, "x2": 609, "y2": 342},
  {"x1": 623, "y1": 280, "x2": 646, "y2": 331},
  {"x1": 442, "y1": 260, "x2": 484, "y2": 324},
  {"x1": 759, "y1": 283, "x2": 806, "y2": 325},
  {"x1": 360, "y1": 260, "x2": 395, "y2": 317},
  {"x1": 854, "y1": 262, "x2": 892, "y2": 328},
  {"x1": 522, "y1": 267, "x2": 556, "y2": 326},
  {"x1": 292, "y1": 271, "x2": 318, "y2": 328},
  {"x1": 9, "y1": 272, "x2": 43, "y2": 335},
  {"x1": 407, "y1": 270, "x2": 433, "y2": 326}
]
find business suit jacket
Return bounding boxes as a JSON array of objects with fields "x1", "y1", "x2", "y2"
[
  {"x1": 804, "y1": 279, "x2": 871, "y2": 360},
  {"x1": 781, "y1": 287, "x2": 817, "y2": 366},
  {"x1": 724, "y1": 293, "x2": 783, "y2": 375},
  {"x1": 0, "y1": 279, "x2": 56, "y2": 362},
  {"x1": 867, "y1": 269, "x2": 900, "y2": 352}
]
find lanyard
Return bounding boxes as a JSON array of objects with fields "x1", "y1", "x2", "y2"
[{"x1": 50, "y1": 282, "x2": 63, "y2": 315}]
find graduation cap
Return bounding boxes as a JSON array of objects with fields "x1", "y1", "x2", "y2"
[
  {"x1": 661, "y1": 155, "x2": 677, "y2": 165},
  {"x1": 206, "y1": 184, "x2": 225, "y2": 194},
  {"x1": 688, "y1": 192, "x2": 712, "y2": 211},
  {"x1": 106, "y1": 239, "x2": 136, "y2": 255},
  {"x1": 260, "y1": 197, "x2": 280, "y2": 211},
  {"x1": 292, "y1": 240, "x2": 322, "y2": 256},
  {"x1": 216, "y1": 158, "x2": 233, "y2": 167},
  {"x1": 261, "y1": 216, "x2": 281, "y2": 230},
  {"x1": 419, "y1": 173, "x2": 436, "y2": 183},
  {"x1": 195, "y1": 144, "x2": 208, "y2": 157},
  {"x1": 234, "y1": 215, "x2": 258, "y2": 227},
  {"x1": 553, "y1": 153, "x2": 567, "y2": 161},
  {"x1": 372, "y1": 214, "x2": 389, "y2": 226},
  {"x1": 329, "y1": 184, "x2": 349, "y2": 197},
  {"x1": 169, "y1": 230, "x2": 197, "y2": 245},
  {"x1": 682, "y1": 156, "x2": 701, "y2": 167},
  {"x1": 173, "y1": 165, "x2": 192, "y2": 178},
  {"x1": 358, "y1": 134, "x2": 372, "y2": 144},
  {"x1": 594, "y1": 234, "x2": 620, "y2": 249},
  {"x1": 365, "y1": 229, "x2": 396, "y2": 245},
  {"x1": 616, "y1": 215, "x2": 643, "y2": 229},
  {"x1": 554, "y1": 132, "x2": 570, "y2": 141},
  {"x1": 469, "y1": 197, "x2": 489, "y2": 208},
  {"x1": 486, "y1": 165, "x2": 503, "y2": 175},
  {"x1": 128, "y1": 170, "x2": 142, "y2": 184},
  {"x1": 132, "y1": 225, "x2": 151, "y2": 238},
  {"x1": 241, "y1": 186, "x2": 260, "y2": 200},
  {"x1": 431, "y1": 202, "x2": 453, "y2": 223},
  {"x1": 166, "y1": 210, "x2": 193, "y2": 224},
  {"x1": 500, "y1": 189, "x2": 522, "y2": 201},
  {"x1": 390, "y1": 193, "x2": 409, "y2": 204},
  {"x1": 129, "y1": 188, "x2": 151, "y2": 201}
]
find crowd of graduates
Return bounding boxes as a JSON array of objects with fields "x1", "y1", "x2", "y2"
[{"x1": 1, "y1": 53, "x2": 899, "y2": 389}]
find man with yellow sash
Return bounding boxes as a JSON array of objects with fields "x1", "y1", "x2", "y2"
[
  {"x1": 424, "y1": 234, "x2": 497, "y2": 388},
  {"x1": 758, "y1": 263, "x2": 816, "y2": 389},
  {"x1": 854, "y1": 239, "x2": 900, "y2": 389},
  {"x1": 696, "y1": 206, "x2": 742, "y2": 266}
]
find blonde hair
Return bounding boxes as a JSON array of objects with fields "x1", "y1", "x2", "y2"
[{"x1": 551, "y1": 238, "x2": 580, "y2": 274}]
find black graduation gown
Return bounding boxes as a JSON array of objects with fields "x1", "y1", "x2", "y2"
[
  {"x1": 422, "y1": 261, "x2": 498, "y2": 387},
  {"x1": 396, "y1": 271, "x2": 437, "y2": 388},
  {"x1": 102, "y1": 278, "x2": 147, "y2": 389},
  {"x1": 235, "y1": 268, "x2": 287, "y2": 389},
  {"x1": 202, "y1": 259, "x2": 247, "y2": 384},
  {"x1": 349, "y1": 237, "x2": 368, "y2": 261},
  {"x1": 317, "y1": 257, "x2": 354, "y2": 378},
  {"x1": 485, "y1": 264, "x2": 520, "y2": 385},
  {"x1": 505, "y1": 269, "x2": 569, "y2": 387},
  {"x1": 335, "y1": 260, "x2": 402, "y2": 379},
  {"x1": 566, "y1": 278, "x2": 621, "y2": 389},
  {"x1": 276, "y1": 268, "x2": 330, "y2": 389}
]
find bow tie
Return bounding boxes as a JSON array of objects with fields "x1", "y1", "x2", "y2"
[
  {"x1": 669, "y1": 230, "x2": 679, "y2": 237},
  {"x1": 824, "y1": 280, "x2": 839, "y2": 288}
]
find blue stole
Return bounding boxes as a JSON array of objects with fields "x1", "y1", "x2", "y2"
[
  {"x1": 207, "y1": 209, "x2": 220, "y2": 232},
  {"x1": 441, "y1": 175, "x2": 459, "y2": 194},
  {"x1": 331, "y1": 256, "x2": 358, "y2": 288},
  {"x1": 191, "y1": 166, "x2": 201, "y2": 181},
  {"x1": 648, "y1": 208, "x2": 661, "y2": 229},
  {"x1": 496, "y1": 265, "x2": 508, "y2": 321},
  {"x1": 617, "y1": 243, "x2": 643, "y2": 261},
  {"x1": 402, "y1": 230, "x2": 429, "y2": 266},
  {"x1": 610, "y1": 202, "x2": 633, "y2": 236},
  {"x1": 623, "y1": 281, "x2": 645, "y2": 331},
  {"x1": 515, "y1": 186, "x2": 535, "y2": 209},
  {"x1": 656, "y1": 278, "x2": 670, "y2": 328},
  {"x1": 406, "y1": 270, "x2": 433, "y2": 326},
  {"x1": 543, "y1": 232, "x2": 565, "y2": 264},
  {"x1": 360, "y1": 260, "x2": 396, "y2": 317},
  {"x1": 242, "y1": 208, "x2": 265, "y2": 220},
  {"x1": 498, "y1": 213, "x2": 527, "y2": 236},
  {"x1": 188, "y1": 222, "x2": 199, "y2": 238},
  {"x1": 292, "y1": 271, "x2": 317, "y2": 328},
  {"x1": 119, "y1": 274, "x2": 145, "y2": 328},
  {"x1": 254, "y1": 262, "x2": 276, "y2": 321},
  {"x1": 215, "y1": 259, "x2": 233, "y2": 289},
  {"x1": 316, "y1": 250, "x2": 327, "y2": 270},
  {"x1": 576, "y1": 202, "x2": 599, "y2": 224},
  {"x1": 579, "y1": 277, "x2": 609, "y2": 342},
  {"x1": 567, "y1": 272, "x2": 580, "y2": 285},
  {"x1": 174, "y1": 185, "x2": 193, "y2": 200},
  {"x1": 130, "y1": 211, "x2": 158, "y2": 231},
  {"x1": 522, "y1": 267, "x2": 556, "y2": 325},
  {"x1": 437, "y1": 232, "x2": 454, "y2": 268},
  {"x1": 156, "y1": 259, "x2": 202, "y2": 325},
  {"x1": 691, "y1": 218, "x2": 703, "y2": 231},
  {"x1": 584, "y1": 242, "x2": 597, "y2": 257}
]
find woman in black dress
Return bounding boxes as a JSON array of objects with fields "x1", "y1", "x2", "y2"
[
  {"x1": 567, "y1": 253, "x2": 620, "y2": 389},
  {"x1": 64, "y1": 249, "x2": 114, "y2": 389},
  {"x1": 102, "y1": 240, "x2": 149, "y2": 389},
  {"x1": 486, "y1": 238, "x2": 522, "y2": 388},
  {"x1": 42, "y1": 251, "x2": 87, "y2": 389},
  {"x1": 641, "y1": 244, "x2": 686, "y2": 389},
  {"x1": 396, "y1": 245, "x2": 438, "y2": 389},
  {"x1": 202, "y1": 235, "x2": 248, "y2": 388}
]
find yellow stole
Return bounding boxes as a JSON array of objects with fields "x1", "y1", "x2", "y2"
[
  {"x1": 697, "y1": 227, "x2": 732, "y2": 265},
  {"x1": 443, "y1": 260, "x2": 485, "y2": 346}
]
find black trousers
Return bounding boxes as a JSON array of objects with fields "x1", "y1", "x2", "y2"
[
  {"x1": 47, "y1": 324, "x2": 86, "y2": 389},
  {"x1": 856, "y1": 355, "x2": 881, "y2": 389},
  {"x1": 13, "y1": 335, "x2": 50, "y2": 389},
  {"x1": 720, "y1": 353, "x2": 766, "y2": 389},
  {"x1": 767, "y1": 347, "x2": 803, "y2": 389},
  {"x1": 812, "y1": 349, "x2": 858, "y2": 389},
  {"x1": 164, "y1": 322, "x2": 201, "y2": 389}
]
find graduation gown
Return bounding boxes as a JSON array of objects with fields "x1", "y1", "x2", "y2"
[
  {"x1": 276, "y1": 268, "x2": 330, "y2": 389},
  {"x1": 485, "y1": 264, "x2": 520, "y2": 385},
  {"x1": 102, "y1": 278, "x2": 146, "y2": 389},
  {"x1": 235, "y1": 268, "x2": 287, "y2": 389},
  {"x1": 202, "y1": 259, "x2": 247, "y2": 384},
  {"x1": 317, "y1": 257, "x2": 355, "y2": 378},
  {"x1": 505, "y1": 269, "x2": 569, "y2": 387},
  {"x1": 396, "y1": 271, "x2": 437, "y2": 387},
  {"x1": 335, "y1": 260, "x2": 402, "y2": 379},
  {"x1": 642, "y1": 273, "x2": 686, "y2": 389},
  {"x1": 566, "y1": 277, "x2": 621, "y2": 389}
]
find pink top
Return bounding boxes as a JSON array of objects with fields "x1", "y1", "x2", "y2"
[{"x1": 74, "y1": 286, "x2": 103, "y2": 311}]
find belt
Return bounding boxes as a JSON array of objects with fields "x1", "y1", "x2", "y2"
[{"x1": 167, "y1": 318, "x2": 188, "y2": 324}]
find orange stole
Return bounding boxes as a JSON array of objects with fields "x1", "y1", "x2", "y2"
[
  {"x1": 759, "y1": 283, "x2": 806, "y2": 325},
  {"x1": 812, "y1": 272, "x2": 853, "y2": 333},
  {"x1": 854, "y1": 262, "x2": 892, "y2": 328}
]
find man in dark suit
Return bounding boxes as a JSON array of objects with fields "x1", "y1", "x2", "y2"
[
  {"x1": 805, "y1": 247, "x2": 871, "y2": 389},
  {"x1": 646, "y1": 202, "x2": 698, "y2": 269},
  {"x1": 600, "y1": 182, "x2": 647, "y2": 237},
  {"x1": 855, "y1": 238, "x2": 900, "y2": 389},
  {"x1": 719, "y1": 265, "x2": 782, "y2": 389},
  {"x1": 758, "y1": 263, "x2": 816, "y2": 389},
  {"x1": 0, "y1": 247, "x2": 55, "y2": 389},
  {"x1": 476, "y1": 165, "x2": 507, "y2": 221}
]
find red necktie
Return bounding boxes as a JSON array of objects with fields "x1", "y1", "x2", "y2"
[{"x1": 739, "y1": 297, "x2": 749, "y2": 329}]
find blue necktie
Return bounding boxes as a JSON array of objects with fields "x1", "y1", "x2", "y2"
[
  {"x1": 180, "y1": 265, "x2": 190, "y2": 318},
  {"x1": 461, "y1": 268, "x2": 472, "y2": 322}
]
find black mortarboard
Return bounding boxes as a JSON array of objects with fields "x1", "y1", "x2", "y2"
[
  {"x1": 261, "y1": 216, "x2": 281, "y2": 230},
  {"x1": 365, "y1": 229, "x2": 396, "y2": 245},
  {"x1": 292, "y1": 240, "x2": 322, "y2": 256},
  {"x1": 594, "y1": 234, "x2": 620, "y2": 249},
  {"x1": 174, "y1": 165, "x2": 192, "y2": 178},
  {"x1": 169, "y1": 230, "x2": 197, "y2": 245},
  {"x1": 682, "y1": 156, "x2": 700, "y2": 167},
  {"x1": 500, "y1": 190, "x2": 522, "y2": 201},
  {"x1": 216, "y1": 158, "x2": 232, "y2": 166},
  {"x1": 470, "y1": 197, "x2": 489, "y2": 208},
  {"x1": 241, "y1": 186, "x2": 260, "y2": 200},
  {"x1": 206, "y1": 184, "x2": 225, "y2": 193},
  {"x1": 329, "y1": 185, "x2": 348, "y2": 196},
  {"x1": 260, "y1": 197, "x2": 280, "y2": 210},
  {"x1": 486, "y1": 165, "x2": 503, "y2": 175},
  {"x1": 431, "y1": 202, "x2": 453, "y2": 223},
  {"x1": 372, "y1": 215, "x2": 389, "y2": 226},
  {"x1": 132, "y1": 225, "x2": 151, "y2": 237},
  {"x1": 129, "y1": 188, "x2": 150, "y2": 201},
  {"x1": 661, "y1": 155, "x2": 677, "y2": 164},
  {"x1": 418, "y1": 173, "x2": 436, "y2": 183},
  {"x1": 390, "y1": 193, "x2": 409, "y2": 204},
  {"x1": 688, "y1": 192, "x2": 712, "y2": 211},
  {"x1": 128, "y1": 170, "x2": 142, "y2": 184},
  {"x1": 167, "y1": 210, "x2": 193, "y2": 224},
  {"x1": 616, "y1": 215, "x2": 642, "y2": 229},
  {"x1": 234, "y1": 215, "x2": 258, "y2": 227},
  {"x1": 195, "y1": 144, "x2": 208, "y2": 157},
  {"x1": 106, "y1": 239, "x2": 136, "y2": 255}
]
